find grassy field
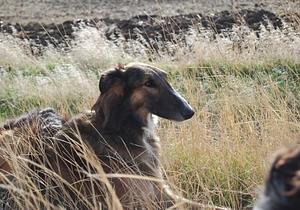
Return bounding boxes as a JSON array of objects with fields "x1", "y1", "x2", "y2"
[{"x1": 0, "y1": 21, "x2": 299, "y2": 209}]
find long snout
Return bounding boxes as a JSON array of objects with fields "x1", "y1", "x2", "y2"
[
  {"x1": 153, "y1": 86, "x2": 194, "y2": 122},
  {"x1": 172, "y1": 91, "x2": 195, "y2": 121}
]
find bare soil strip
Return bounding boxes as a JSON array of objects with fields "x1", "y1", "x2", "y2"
[{"x1": 0, "y1": 9, "x2": 299, "y2": 55}]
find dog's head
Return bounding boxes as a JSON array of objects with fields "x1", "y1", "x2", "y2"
[
  {"x1": 254, "y1": 146, "x2": 300, "y2": 210},
  {"x1": 92, "y1": 63, "x2": 194, "y2": 129}
]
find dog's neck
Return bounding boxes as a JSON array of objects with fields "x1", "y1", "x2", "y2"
[
  {"x1": 124, "y1": 112, "x2": 155, "y2": 143},
  {"x1": 93, "y1": 108, "x2": 157, "y2": 145}
]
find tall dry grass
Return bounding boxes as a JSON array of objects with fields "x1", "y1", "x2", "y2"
[{"x1": 0, "y1": 19, "x2": 299, "y2": 209}]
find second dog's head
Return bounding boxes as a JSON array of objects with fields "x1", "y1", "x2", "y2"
[
  {"x1": 92, "y1": 63, "x2": 194, "y2": 130},
  {"x1": 254, "y1": 146, "x2": 300, "y2": 210}
]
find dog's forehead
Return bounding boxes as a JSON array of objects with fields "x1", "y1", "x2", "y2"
[{"x1": 125, "y1": 64, "x2": 167, "y2": 78}]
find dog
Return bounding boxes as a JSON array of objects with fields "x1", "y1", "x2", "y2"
[
  {"x1": 254, "y1": 145, "x2": 300, "y2": 210},
  {"x1": 0, "y1": 62, "x2": 195, "y2": 210}
]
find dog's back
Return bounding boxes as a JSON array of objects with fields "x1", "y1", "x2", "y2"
[
  {"x1": 0, "y1": 107, "x2": 64, "y2": 173},
  {"x1": 1, "y1": 108, "x2": 64, "y2": 136},
  {"x1": 0, "y1": 108, "x2": 66, "y2": 209}
]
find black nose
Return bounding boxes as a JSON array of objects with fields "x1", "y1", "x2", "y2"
[{"x1": 181, "y1": 108, "x2": 195, "y2": 120}]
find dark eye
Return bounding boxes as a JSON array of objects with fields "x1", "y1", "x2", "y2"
[{"x1": 144, "y1": 79, "x2": 155, "y2": 88}]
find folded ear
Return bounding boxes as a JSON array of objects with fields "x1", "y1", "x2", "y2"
[
  {"x1": 99, "y1": 67, "x2": 124, "y2": 93},
  {"x1": 92, "y1": 68, "x2": 125, "y2": 130}
]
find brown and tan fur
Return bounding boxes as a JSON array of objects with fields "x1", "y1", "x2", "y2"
[
  {"x1": 0, "y1": 63, "x2": 195, "y2": 210},
  {"x1": 254, "y1": 145, "x2": 300, "y2": 210}
]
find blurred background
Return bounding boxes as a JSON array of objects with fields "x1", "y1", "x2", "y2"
[{"x1": 1, "y1": 0, "x2": 299, "y2": 23}]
